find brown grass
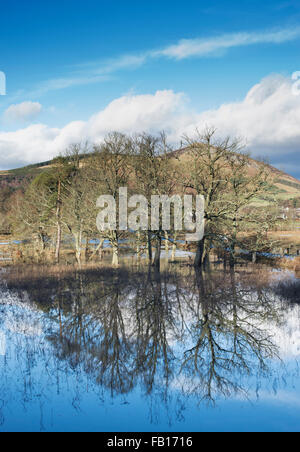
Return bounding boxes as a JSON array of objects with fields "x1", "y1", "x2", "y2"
[{"x1": 273, "y1": 256, "x2": 300, "y2": 271}]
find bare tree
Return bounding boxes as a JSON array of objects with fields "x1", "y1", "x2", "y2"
[
  {"x1": 183, "y1": 127, "x2": 272, "y2": 268},
  {"x1": 132, "y1": 133, "x2": 178, "y2": 268},
  {"x1": 91, "y1": 132, "x2": 133, "y2": 267}
]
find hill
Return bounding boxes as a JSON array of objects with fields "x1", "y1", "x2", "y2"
[
  {"x1": 1, "y1": 150, "x2": 300, "y2": 203},
  {"x1": 0, "y1": 160, "x2": 53, "y2": 190},
  {"x1": 171, "y1": 147, "x2": 300, "y2": 204}
]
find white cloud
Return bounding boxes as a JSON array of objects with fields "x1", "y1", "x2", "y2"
[
  {"x1": 8, "y1": 26, "x2": 300, "y2": 99},
  {"x1": 155, "y1": 27, "x2": 300, "y2": 60},
  {"x1": 0, "y1": 90, "x2": 185, "y2": 169},
  {"x1": 87, "y1": 90, "x2": 186, "y2": 139},
  {"x1": 3, "y1": 101, "x2": 42, "y2": 122},
  {"x1": 193, "y1": 74, "x2": 300, "y2": 156},
  {"x1": 1, "y1": 75, "x2": 300, "y2": 172}
]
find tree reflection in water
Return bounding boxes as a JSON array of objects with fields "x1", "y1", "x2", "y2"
[{"x1": 0, "y1": 264, "x2": 297, "y2": 429}]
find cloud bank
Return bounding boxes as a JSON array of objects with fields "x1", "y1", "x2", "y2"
[{"x1": 0, "y1": 75, "x2": 300, "y2": 175}]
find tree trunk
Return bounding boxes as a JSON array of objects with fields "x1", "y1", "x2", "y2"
[
  {"x1": 55, "y1": 179, "x2": 62, "y2": 263},
  {"x1": 147, "y1": 230, "x2": 152, "y2": 265},
  {"x1": 112, "y1": 244, "x2": 119, "y2": 267},
  {"x1": 136, "y1": 231, "x2": 141, "y2": 261},
  {"x1": 171, "y1": 233, "x2": 177, "y2": 262},
  {"x1": 223, "y1": 251, "x2": 227, "y2": 270},
  {"x1": 229, "y1": 245, "x2": 235, "y2": 268},
  {"x1": 89, "y1": 238, "x2": 104, "y2": 261},
  {"x1": 153, "y1": 234, "x2": 161, "y2": 269},
  {"x1": 38, "y1": 232, "x2": 46, "y2": 251},
  {"x1": 194, "y1": 237, "x2": 205, "y2": 267},
  {"x1": 203, "y1": 250, "x2": 210, "y2": 269},
  {"x1": 55, "y1": 221, "x2": 61, "y2": 263},
  {"x1": 230, "y1": 217, "x2": 237, "y2": 269},
  {"x1": 111, "y1": 231, "x2": 119, "y2": 267},
  {"x1": 164, "y1": 231, "x2": 169, "y2": 262},
  {"x1": 74, "y1": 230, "x2": 82, "y2": 266},
  {"x1": 82, "y1": 235, "x2": 89, "y2": 263}
]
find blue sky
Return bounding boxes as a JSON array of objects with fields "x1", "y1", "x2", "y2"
[{"x1": 0, "y1": 0, "x2": 300, "y2": 175}]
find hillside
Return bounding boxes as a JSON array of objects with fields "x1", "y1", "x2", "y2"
[
  {"x1": 0, "y1": 160, "x2": 53, "y2": 190},
  {"x1": 171, "y1": 147, "x2": 300, "y2": 203},
  {"x1": 1, "y1": 150, "x2": 300, "y2": 202}
]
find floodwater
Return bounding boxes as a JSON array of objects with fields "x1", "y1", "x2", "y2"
[{"x1": 0, "y1": 264, "x2": 300, "y2": 432}]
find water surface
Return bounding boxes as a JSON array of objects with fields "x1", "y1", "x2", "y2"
[{"x1": 0, "y1": 265, "x2": 300, "y2": 432}]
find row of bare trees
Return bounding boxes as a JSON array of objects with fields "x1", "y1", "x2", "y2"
[{"x1": 10, "y1": 127, "x2": 277, "y2": 268}]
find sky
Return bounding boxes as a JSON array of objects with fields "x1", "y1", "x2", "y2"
[{"x1": 0, "y1": 0, "x2": 300, "y2": 176}]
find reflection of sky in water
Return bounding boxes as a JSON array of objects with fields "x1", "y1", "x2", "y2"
[
  {"x1": 0, "y1": 331, "x2": 5, "y2": 356},
  {"x1": 0, "y1": 268, "x2": 300, "y2": 432}
]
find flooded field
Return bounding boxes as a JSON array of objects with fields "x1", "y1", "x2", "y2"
[{"x1": 0, "y1": 264, "x2": 300, "y2": 432}]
